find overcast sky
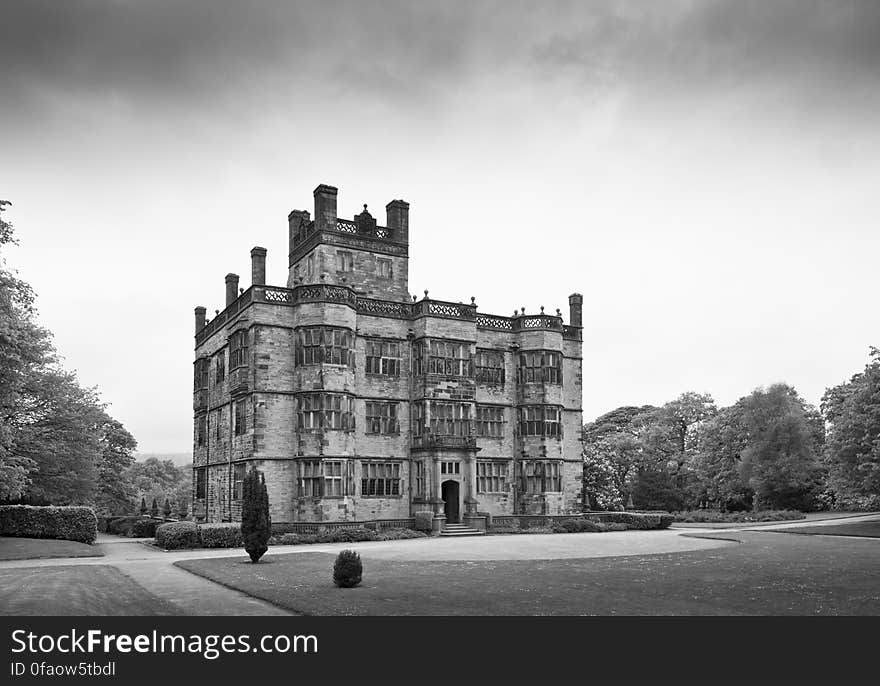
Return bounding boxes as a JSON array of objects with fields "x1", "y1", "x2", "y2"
[{"x1": 2, "y1": 0, "x2": 879, "y2": 453}]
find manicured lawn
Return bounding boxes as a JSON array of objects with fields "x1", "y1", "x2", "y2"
[
  {"x1": 0, "y1": 537, "x2": 103, "y2": 561},
  {"x1": 175, "y1": 531, "x2": 880, "y2": 615},
  {"x1": 0, "y1": 565, "x2": 182, "y2": 616},
  {"x1": 766, "y1": 520, "x2": 880, "y2": 538}
]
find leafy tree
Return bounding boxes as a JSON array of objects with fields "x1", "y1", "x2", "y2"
[
  {"x1": 822, "y1": 348, "x2": 880, "y2": 508},
  {"x1": 737, "y1": 384, "x2": 823, "y2": 511},
  {"x1": 125, "y1": 457, "x2": 191, "y2": 516},
  {"x1": 1, "y1": 201, "x2": 137, "y2": 506},
  {"x1": 10, "y1": 368, "x2": 104, "y2": 505},
  {"x1": 691, "y1": 407, "x2": 753, "y2": 510},
  {"x1": 95, "y1": 416, "x2": 137, "y2": 515},
  {"x1": 0, "y1": 200, "x2": 53, "y2": 500},
  {"x1": 241, "y1": 467, "x2": 270, "y2": 563}
]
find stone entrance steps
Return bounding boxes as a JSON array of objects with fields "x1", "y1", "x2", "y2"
[{"x1": 440, "y1": 523, "x2": 485, "y2": 537}]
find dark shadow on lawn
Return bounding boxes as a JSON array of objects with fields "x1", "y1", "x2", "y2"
[{"x1": 0, "y1": 537, "x2": 103, "y2": 561}]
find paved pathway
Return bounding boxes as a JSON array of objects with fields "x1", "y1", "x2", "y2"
[{"x1": 2, "y1": 513, "x2": 877, "y2": 615}]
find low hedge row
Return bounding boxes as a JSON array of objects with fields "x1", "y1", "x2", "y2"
[
  {"x1": 155, "y1": 522, "x2": 200, "y2": 550},
  {"x1": 153, "y1": 523, "x2": 428, "y2": 550},
  {"x1": 673, "y1": 509, "x2": 805, "y2": 523},
  {"x1": 0, "y1": 505, "x2": 97, "y2": 544},
  {"x1": 489, "y1": 512, "x2": 673, "y2": 535}
]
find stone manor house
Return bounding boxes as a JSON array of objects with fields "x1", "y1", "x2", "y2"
[{"x1": 192, "y1": 183, "x2": 583, "y2": 530}]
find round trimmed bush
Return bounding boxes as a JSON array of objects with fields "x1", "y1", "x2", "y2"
[
  {"x1": 155, "y1": 521, "x2": 199, "y2": 550},
  {"x1": 333, "y1": 549, "x2": 363, "y2": 588}
]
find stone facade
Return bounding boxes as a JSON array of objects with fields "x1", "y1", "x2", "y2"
[{"x1": 192, "y1": 184, "x2": 584, "y2": 526}]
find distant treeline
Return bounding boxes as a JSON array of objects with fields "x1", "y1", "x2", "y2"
[{"x1": 583, "y1": 349, "x2": 880, "y2": 513}]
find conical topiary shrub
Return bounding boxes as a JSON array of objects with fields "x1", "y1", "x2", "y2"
[
  {"x1": 177, "y1": 499, "x2": 188, "y2": 519},
  {"x1": 241, "y1": 467, "x2": 270, "y2": 563},
  {"x1": 150, "y1": 497, "x2": 159, "y2": 518},
  {"x1": 139, "y1": 497, "x2": 147, "y2": 516},
  {"x1": 333, "y1": 549, "x2": 363, "y2": 588},
  {"x1": 162, "y1": 498, "x2": 172, "y2": 518}
]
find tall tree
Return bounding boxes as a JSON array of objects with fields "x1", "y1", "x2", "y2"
[
  {"x1": 737, "y1": 384, "x2": 823, "y2": 511},
  {"x1": 9, "y1": 368, "x2": 104, "y2": 505},
  {"x1": 241, "y1": 467, "x2": 270, "y2": 563},
  {"x1": 0, "y1": 200, "x2": 53, "y2": 500},
  {"x1": 822, "y1": 348, "x2": 880, "y2": 507},
  {"x1": 95, "y1": 416, "x2": 138, "y2": 515}
]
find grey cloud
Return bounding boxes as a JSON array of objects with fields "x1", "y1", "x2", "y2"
[{"x1": 3, "y1": 0, "x2": 879, "y2": 131}]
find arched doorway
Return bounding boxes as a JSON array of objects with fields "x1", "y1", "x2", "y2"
[{"x1": 441, "y1": 480, "x2": 460, "y2": 523}]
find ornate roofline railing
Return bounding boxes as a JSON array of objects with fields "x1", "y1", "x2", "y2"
[
  {"x1": 355, "y1": 297, "x2": 411, "y2": 319},
  {"x1": 411, "y1": 298, "x2": 477, "y2": 321},
  {"x1": 196, "y1": 287, "x2": 575, "y2": 346}
]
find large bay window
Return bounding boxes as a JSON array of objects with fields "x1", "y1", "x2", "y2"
[
  {"x1": 517, "y1": 350, "x2": 562, "y2": 384},
  {"x1": 365, "y1": 401, "x2": 399, "y2": 434},
  {"x1": 519, "y1": 405, "x2": 562, "y2": 438},
  {"x1": 476, "y1": 405, "x2": 505, "y2": 438},
  {"x1": 430, "y1": 402, "x2": 472, "y2": 436},
  {"x1": 297, "y1": 393, "x2": 355, "y2": 431},
  {"x1": 361, "y1": 461, "x2": 401, "y2": 497},
  {"x1": 299, "y1": 459, "x2": 348, "y2": 497},
  {"x1": 296, "y1": 326, "x2": 354, "y2": 366},
  {"x1": 477, "y1": 461, "x2": 509, "y2": 493},
  {"x1": 427, "y1": 340, "x2": 471, "y2": 376},
  {"x1": 475, "y1": 349, "x2": 505, "y2": 385},
  {"x1": 365, "y1": 339, "x2": 401, "y2": 376},
  {"x1": 229, "y1": 330, "x2": 248, "y2": 370},
  {"x1": 522, "y1": 460, "x2": 563, "y2": 493}
]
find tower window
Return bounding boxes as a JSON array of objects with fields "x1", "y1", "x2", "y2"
[
  {"x1": 377, "y1": 258, "x2": 392, "y2": 279},
  {"x1": 522, "y1": 460, "x2": 562, "y2": 493},
  {"x1": 477, "y1": 461, "x2": 509, "y2": 493},
  {"x1": 296, "y1": 327, "x2": 354, "y2": 366},
  {"x1": 519, "y1": 405, "x2": 562, "y2": 438},
  {"x1": 475, "y1": 350, "x2": 505, "y2": 385},
  {"x1": 430, "y1": 402, "x2": 471, "y2": 436},
  {"x1": 517, "y1": 350, "x2": 561, "y2": 384},
  {"x1": 336, "y1": 250, "x2": 354, "y2": 272},
  {"x1": 365, "y1": 401, "x2": 399, "y2": 434},
  {"x1": 365, "y1": 339, "x2": 401, "y2": 376},
  {"x1": 360, "y1": 461, "x2": 401, "y2": 497},
  {"x1": 476, "y1": 405, "x2": 505, "y2": 438}
]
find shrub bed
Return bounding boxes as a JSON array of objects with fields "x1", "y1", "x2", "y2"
[
  {"x1": 0, "y1": 505, "x2": 97, "y2": 544},
  {"x1": 673, "y1": 510, "x2": 805, "y2": 524},
  {"x1": 155, "y1": 522, "x2": 200, "y2": 550}
]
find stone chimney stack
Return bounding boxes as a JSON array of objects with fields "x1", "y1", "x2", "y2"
[
  {"x1": 225, "y1": 273, "x2": 239, "y2": 307},
  {"x1": 386, "y1": 199, "x2": 409, "y2": 243},
  {"x1": 568, "y1": 293, "x2": 583, "y2": 327},
  {"x1": 313, "y1": 184, "x2": 338, "y2": 232},
  {"x1": 251, "y1": 246, "x2": 267, "y2": 286},
  {"x1": 194, "y1": 306, "x2": 206, "y2": 334}
]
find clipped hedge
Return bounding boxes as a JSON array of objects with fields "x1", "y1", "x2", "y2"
[
  {"x1": 673, "y1": 510, "x2": 804, "y2": 524},
  {"x1": 155, "y1": 521, "x2": 200, "y2": 550},
  {"x1": 0, "y1": 505, "x2": 97, "y2": 544},
  {"x1": 199, "y1": 523, "x2": 243, "y2": 549},
  {"x1": 552, "y1": 519, "x2": 604, "y2": 534}
]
